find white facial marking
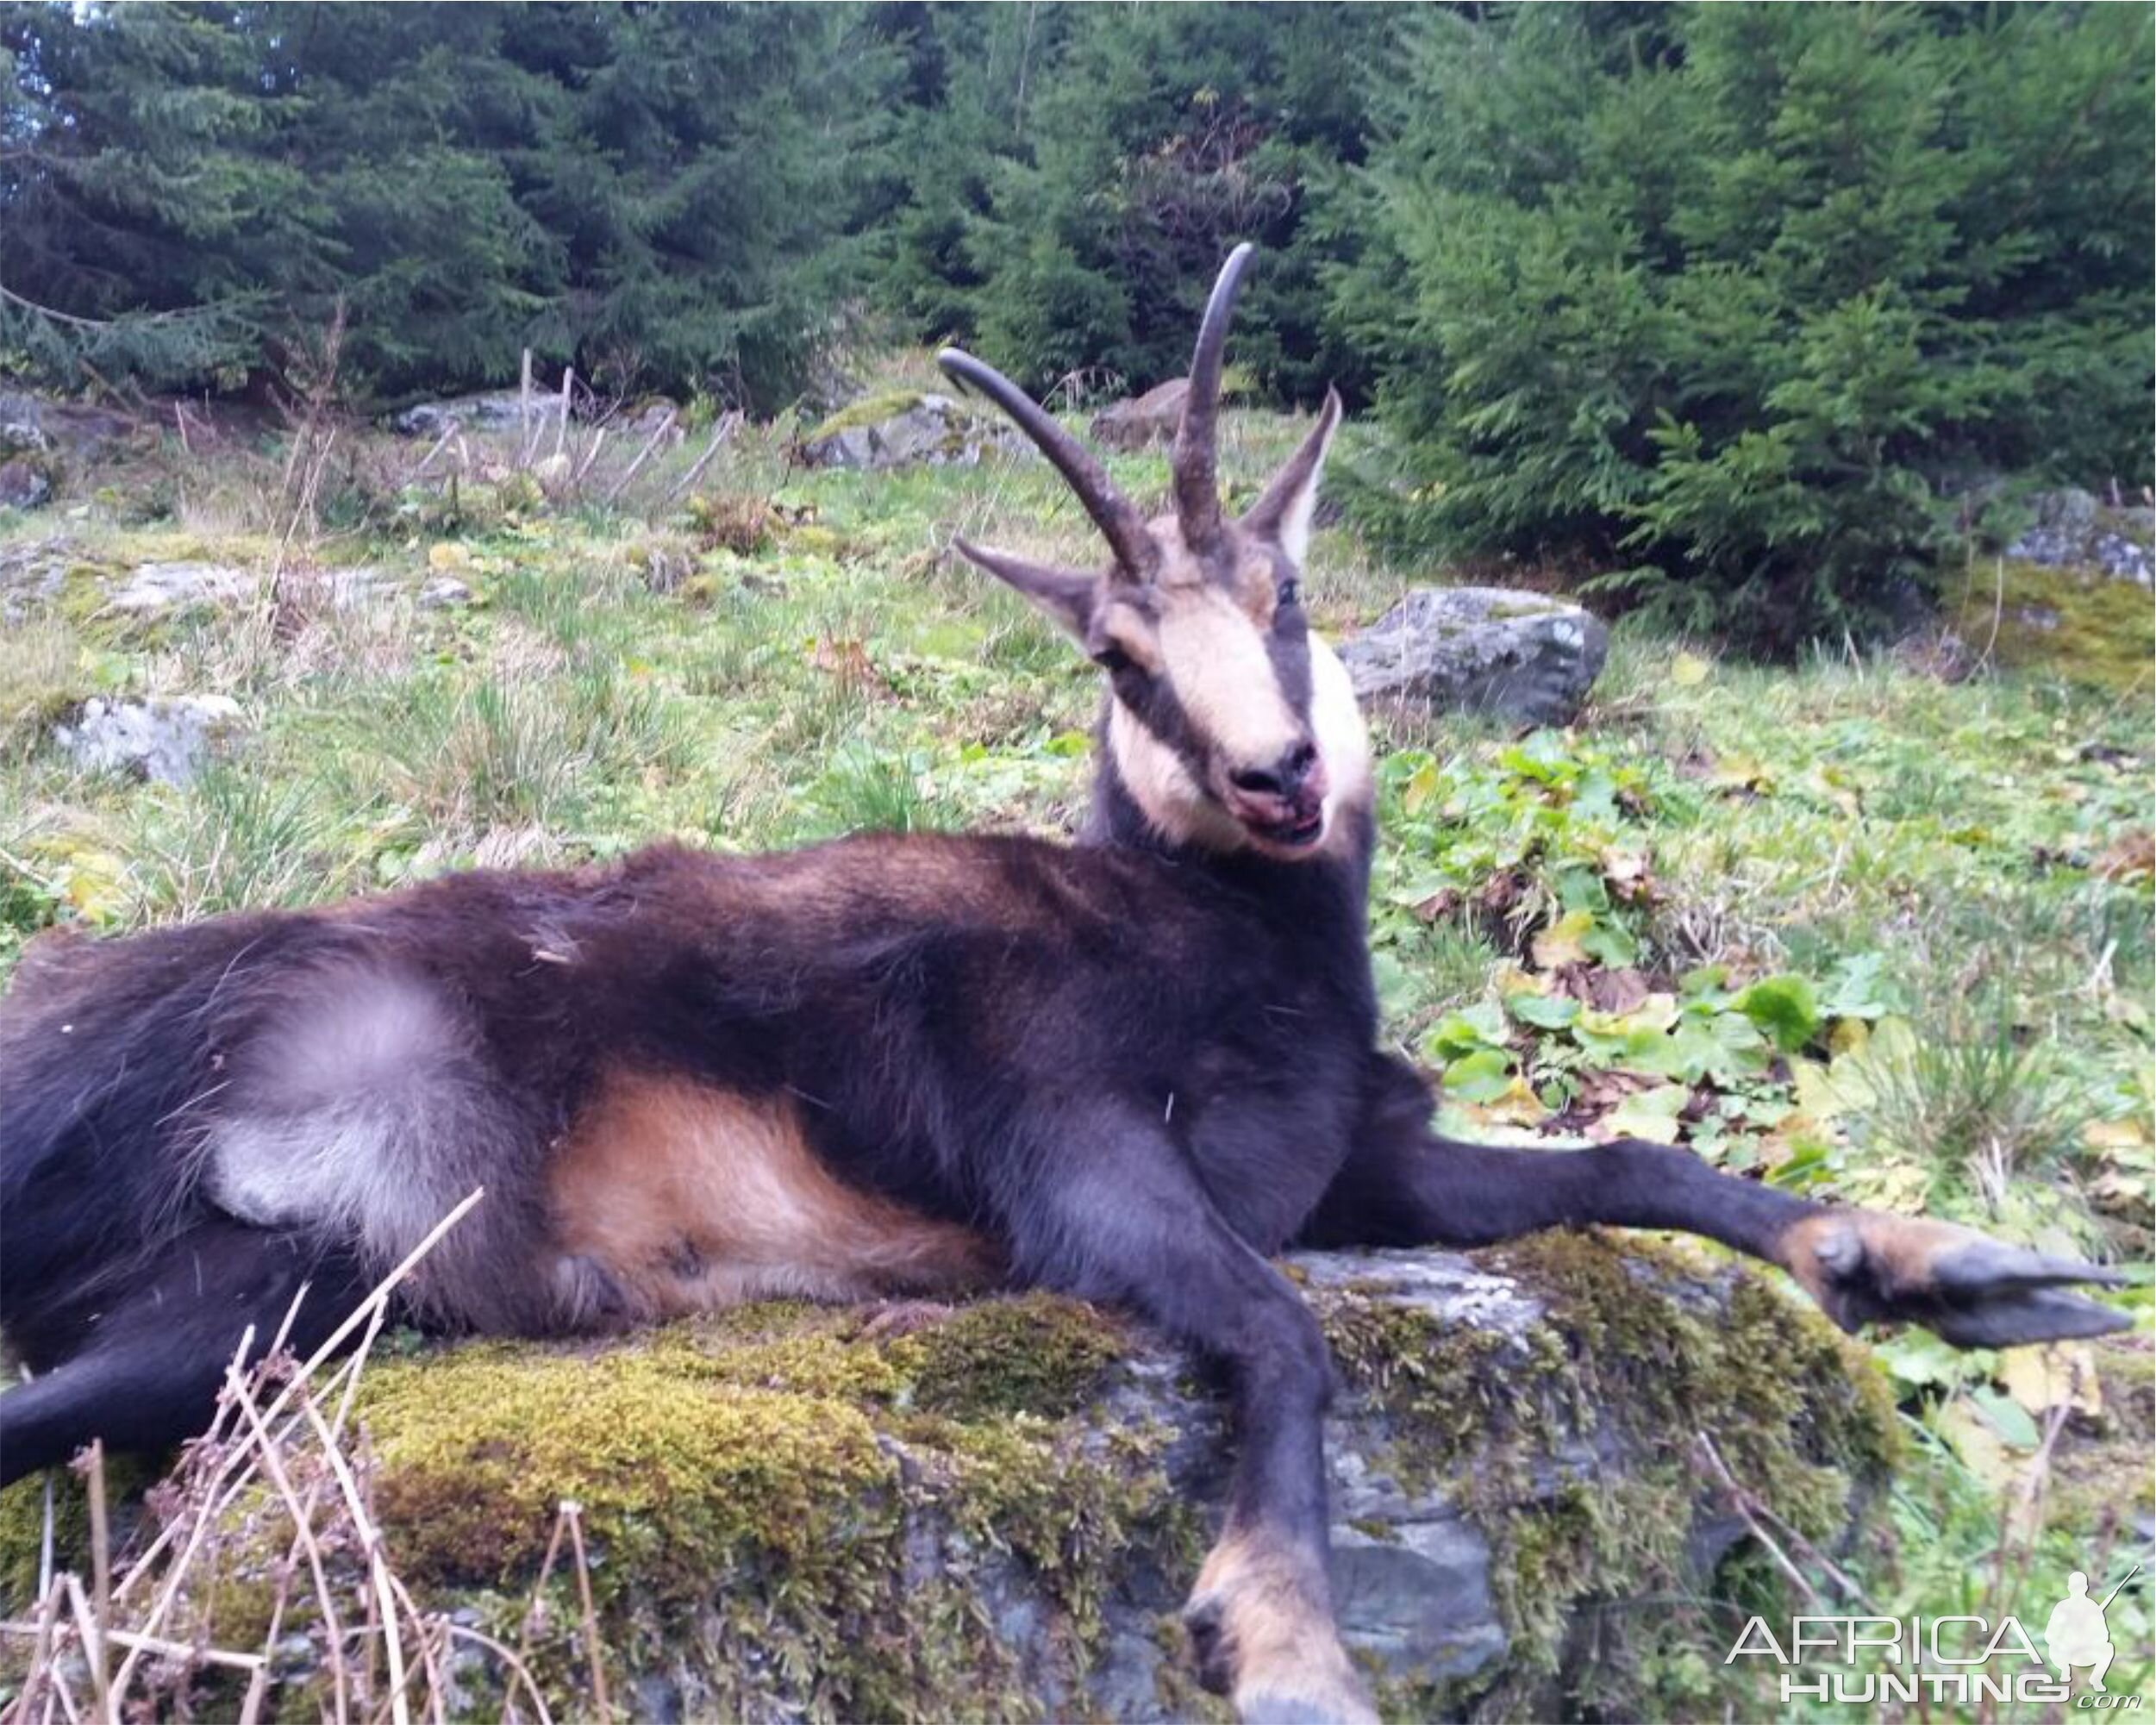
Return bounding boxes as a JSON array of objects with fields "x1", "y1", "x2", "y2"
[
  {"x1": 1109, "y1": 629, "x2": 1372, "y2": 858},
  {"x1": 1154, "y1": 587, "x2": 1305, "y2": 778},
  {"x1": 1108, "y1": 698, "x2": 1249, "y2": 851},
  {"x1": 1305, "y1": 636, "x2": 1373, "y2": 856}
]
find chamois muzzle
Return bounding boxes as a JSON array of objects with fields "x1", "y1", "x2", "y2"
[{"x1": 1224, "y1": 740, "x2": 1328, "y2": 848}]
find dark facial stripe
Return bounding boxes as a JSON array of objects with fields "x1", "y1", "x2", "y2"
[{"x1": 1110, "y1": 661, "x2": 1213, "y2": 784}]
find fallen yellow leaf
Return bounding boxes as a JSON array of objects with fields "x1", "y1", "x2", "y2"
[
  {"x1": 1531, "y1": 909, "x2": 1594, "y2": 969},
  {"x1": 1672, "y1": 651, "x2": 1711, "y2": 688},
  {"x1": 2001, "y1": 1344, "x2": 2103, "y2": 1421},
  {"x1": 1465, "y1": 1076, "x2": 1551, "y2": 1129},
  {"x1": 1935, "y1": 1401, "x2": 2023, "y2": 1493}
]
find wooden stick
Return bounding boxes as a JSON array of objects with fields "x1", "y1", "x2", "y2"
[
  {"x1": 572, "y1": 428, "x2": 607, "y2": 488},
  {"x1": 1694, "y1": 1433, "x2": 1819, "y2": 1603},
  {"x1": 562, "y1": 1503, "x2": 609, "y2": 1722},
  {"x1": 0, "y1": 1615, "x2": 271, "y2": 1673},
  {"x1": 662, "y1": 411, "x2": 741, "y2": 505},
  {"x1": 61, "y1": 1575, "x2": 112, "y2": 1723},
  {"x1": 518, "y1": 349, "x2": 534, "y2": 467},
  {"x1": 293, "y1": 1389, "x2": 411, "y2": 1725},
  {"x1": 602, "y1": 409, "x2": 678, "y2": 505},
  {"x1": 225, "y1": 1366, "x2": 352, "y2": 1725},
  {"x1": 84, "y1": 1444, "x2": 111, "y2": 1706},
  {"x1": 410, "y1": 422, "x2": 460, "y2": 481}
]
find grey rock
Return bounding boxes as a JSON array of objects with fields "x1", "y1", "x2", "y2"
[
  {"x1": 420, "y1": 575, "x2": 474, "y2": 609},
  {"x1": 370, "y1": 1240, "x2": 1887, "y2": 1724},
  {"x1": 2005, "y1": 487, "x2": 2153, "y2": 584},
  {"x1": 0, "y1": 538, "x2": 69, "y2": 622},
  {"x1": 1, "y1": 419, "x2": 55, "y2": 457},
  {"x1": 393, "y1": 391, "x2": 566, "y2": 440},
  {"x1": 1090, "y1": 378, "x2": 1191, "y2": 452},
  {"x1": 1339, "y1": 586, "x2": 1611, "y2": 727},
  {"x1": 0, "y1": 391, "x2": 131, "y2": 460},
  {"x1": 57, "y1": 695, "x2": 246, "y2": 784},
  {"x1": 800, "y1": 392, "x2": 1024, "y2": 472},
  {"x1": 0, "y1": 459, "x2": 52, "y2": 510},
  {"x1": 106, "y1": 560, "x2": 259, "y2": 616}
]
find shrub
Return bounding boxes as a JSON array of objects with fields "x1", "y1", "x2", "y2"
[{"x1": 1333, "y1": 4, "x2": 2154, "y2": 647}]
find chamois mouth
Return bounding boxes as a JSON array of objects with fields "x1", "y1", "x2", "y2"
[{"x1": 1240, "y1": 805, "x2": 1327, "y2": 851}]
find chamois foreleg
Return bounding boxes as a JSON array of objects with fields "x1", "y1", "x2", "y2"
[
  {"x1": 0, "y1": 1221, "x2": 367, "y2": 1488},
  {"x1": 1303, "y1": 1057, "x2": 2127, "y2": 1349},
  {"x1": 1011, "y1": 1106, "x2": 1375, "y2": 1725}
]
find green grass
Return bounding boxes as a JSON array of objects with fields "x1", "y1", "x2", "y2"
[{"x1": 0, "y1": 363, "x2": 2149, "y2": 1715}]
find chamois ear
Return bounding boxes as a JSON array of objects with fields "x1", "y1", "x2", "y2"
[
  {"x1": 1240, "y1": 387, "x2": 1343, "y2": 567},
  {"x1": 952, "y1": 537, "x2": 1099, "y2": 640}
]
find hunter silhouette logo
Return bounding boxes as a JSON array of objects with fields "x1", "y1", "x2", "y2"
[
  {"x1": 1726, "y1": 1563, "x2": 2147, "y2": 1707},
  {"x1": 2047, "y1": 1567, "x2": 2139, "y2": 1693}
]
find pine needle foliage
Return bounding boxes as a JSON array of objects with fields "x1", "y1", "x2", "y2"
[{"x1": 1330, "y1": 3, "x2": 2154, "y2": 647}]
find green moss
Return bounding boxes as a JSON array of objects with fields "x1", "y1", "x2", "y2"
[
  {"x1": 1954, "y1": 559, "x2": 2156, "y2": 693},
  {"x1": 905, "y1": 1293, "x2": 1128, "y2": 1422},
  {"x1": 805, "y1": 390, "x2": 928, "y2": 443},
  {"x1": 0, "y1": 1249, "x2": 1895, "y2": 1719},
  {"x1": 1317, "y1": 1231, "x2": 1898, "y2": 1717},
  {"x1": 0, "y1": 1453, "x2": 159, "y2": 1610},
  {"x1": 358, "y1": 1341, "x2": 896, "y2": 1599},
  {"x1": 319, "y1": 1297, "x2": 1176, "y2": 1721}
]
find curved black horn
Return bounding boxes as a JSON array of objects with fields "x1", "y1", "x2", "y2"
[
  {"x1": 1171, "y1": 242, "x2": 1255, "y2": 546},
  {"x1": 938, "y1": 348, "x2": 1155, "y2": 578}
]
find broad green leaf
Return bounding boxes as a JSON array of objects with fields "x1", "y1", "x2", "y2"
[
  {"x1": 1678, "y1": 963, "x2": 1732, "y2": 1003},
  {"x1": 1441, "y1": 1047, "x2": 1516, "y2": 1103},
  {"x1": 1605, "y1": 1084, "x2": 1689, "y2": 1143},
  {"x1": 1967, "y1": 1385, "x2": 2042, "y2": 1451},
  {"x1": 1423, "y1": 1000, "x2": 1509, "y2": 1061},
  {"x1": 1402, "y1": 758, "x2": 1442, "y2": 815},
  {"x1": 1509, "y1": 992, "x2": 1581, "y2": 1030},
  {"x1": 1820, "y1": 951, "x2": 1910, "y2": 1020},
  {"x1": 1580, "y1": 919, "x2": 1641, "y2": 967},
  {"x1": 1663, "y1": 1012, "x2": 1773, "y2": 1086},
  {"x1": 1734, "y1": 974, "x2": 1822, "y2": 1053}
]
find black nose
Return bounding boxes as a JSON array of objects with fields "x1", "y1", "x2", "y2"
[{"x1": 1229, "y1": 741, "x2": 1319, "y2": 798}]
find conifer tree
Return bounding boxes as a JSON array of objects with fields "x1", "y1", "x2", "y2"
[{"x1": 1331, "y1": 3, "x2": 2154, "y2": 643}]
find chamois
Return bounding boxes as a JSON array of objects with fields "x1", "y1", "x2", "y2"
[{"x1": 0, "y1": 246, "x2": 2126, "y2": 1722}]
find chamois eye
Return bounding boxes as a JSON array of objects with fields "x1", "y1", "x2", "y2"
[
  {"x1": 1278, "y1": 578, "x2": 1302, "y2": 609},
  {"x1": 1092, "y1": 643, "x2": 1132, "y2": 673}
]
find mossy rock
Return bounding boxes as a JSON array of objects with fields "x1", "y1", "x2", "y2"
[
  {"x1": 0, "y1": 1244, "x2": 1896, "y2": 1722},
  {"x1": 805, "y1": 389, "x2": 932, "y2": 444},
  {"x1": 1951, "y1": 559, "x2": 2156, "y2": 694}
]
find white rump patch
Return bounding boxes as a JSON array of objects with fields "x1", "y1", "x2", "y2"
[{"x1": 206, "y1": 966, "x2": 485, "y2": 1269}]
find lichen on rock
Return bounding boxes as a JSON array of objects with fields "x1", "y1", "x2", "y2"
[{"x1": 0, "y1": 1241, "x2": 1896, "y2": 1722}]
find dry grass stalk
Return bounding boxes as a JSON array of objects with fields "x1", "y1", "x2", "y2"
[{"x1": 0, "y1": 1190, "x2": 592, "y2": 1725}]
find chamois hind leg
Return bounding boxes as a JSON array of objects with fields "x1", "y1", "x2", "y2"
[
  {"x1": 1009, "y1": 1106, "x2": 1374, "y2": 1725},
  {"x1": 1302, "y1": 1057, "x2": 2128, "y2": 1350},
  {"x1": 0, "y1": 1220, "x2": 367, "y2": 1489}
]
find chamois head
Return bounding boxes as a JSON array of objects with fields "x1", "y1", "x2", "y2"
[{"x1": 940, "y1": 245, "x2": 1364, "y2": 861}]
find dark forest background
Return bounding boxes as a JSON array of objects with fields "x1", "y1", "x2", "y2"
[{"x1": 3, "y1": 2, "x2": 2151, "y2": 640}]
